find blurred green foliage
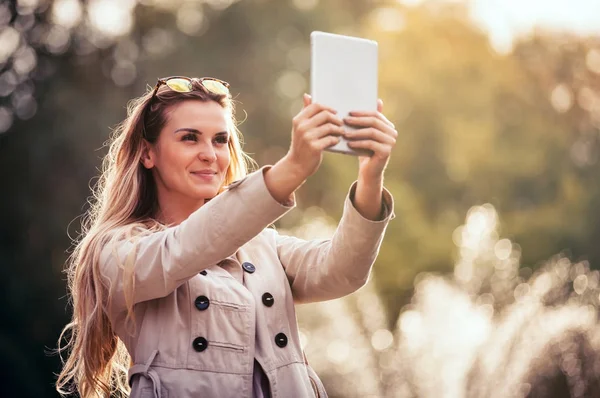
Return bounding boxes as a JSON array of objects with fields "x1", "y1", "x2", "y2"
[{"x1": 1, "y1": 0, "x2": 599, "y2": 396}]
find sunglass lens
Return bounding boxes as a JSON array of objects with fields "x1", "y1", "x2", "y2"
[
  {"x1": 202, "y1": 79, "x2": 229, "y2": 95},
  {"x1": 166, "y1": 78, "x2": 193, "y2": 93}
]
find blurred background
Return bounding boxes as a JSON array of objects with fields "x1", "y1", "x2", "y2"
[{"x1": 1, "y1": 0, "x2": 600, "y2": 397}]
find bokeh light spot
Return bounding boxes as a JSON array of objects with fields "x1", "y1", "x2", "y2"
[
  {"x1": 16, "y1": 0, "x2": 40, "y2": 15},
  {"x1": 89, "y1": 0, "x2": 134, "y2": 37},
  {"x1": 573, "y1": 274, "x2": 588, "y2": 295},
  {"x1": 292, "y1": 0, "x2": 318, "y2": 11},
  {"x1": 371, "y1": 329, "x2": 394, "y2": 351},
  {"x1": 13, "y1": 46, "x2": 37, "y2": 76},
  {"x1": 276, "y1": 70, "x2": 306, "y2": 99},
  {"x1": 514, "y1": 283, "x2": 530, "y2": 302},
  {"x1": 142, "y1": 28, "x2": 175, "y2": 56},
  {"x1": 45, "y1": 25, "x2": 71, "y2": 54},
  {"x1": 370, "y1": 7, "x2": 405, "y2": 32},
  {"x1": 0, "y1": 71, "x2": 18, "y2": 97},
  {"x1": 577, "y1": 86, "x2": 598, "y2": 111},
  {"x1": 51, "y1": 0, "x2": 83, "y2": 29},
  {"x1": 551, "y1": 84, "x2": 573, "y2": 113},
  {"x1": 586, "y1": 49, "x2": 600, "y2": 74},
  {"x1": 0, "y1": 27, "x2": 21, "y2": 64},
  {"x1": 111, "y1": 62, "x2": 137, "y2": 87},
  {"x1": 326, "y1": 339, "x2": 349, "y2": 364},
  {"x1": 177, "y1": 6, "x2": 207, "y2": 36},
  {"x1": 494, "y1": 239, "x2": 513, "y2": 260},
  {"x1": 399, "y1": 310, "x2": 422, "y2": 336},
  {"x1": 0, "y1": 4, "x2": 12, "y2": 27},
  {"x1": 532, "y1": 273, "x2": 552, "y2": 296}
]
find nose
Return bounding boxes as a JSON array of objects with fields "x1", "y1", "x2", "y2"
[{"x1": 198, "y1": 143, "x2": 217, "y2": 163}]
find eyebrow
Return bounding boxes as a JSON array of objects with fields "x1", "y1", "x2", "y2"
[{"x1": 173, "y1": 128, "x2": 229, "y2": 136}]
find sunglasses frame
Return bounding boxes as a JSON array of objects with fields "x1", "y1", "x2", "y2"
[
  {"x1": 150, "y1": 76, "x2": 230, "y2": 98},
  {"x1": 142, "y1": 76, "x2": 231, "y2": 139}
]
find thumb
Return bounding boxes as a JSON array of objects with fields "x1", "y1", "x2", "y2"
[{"x1": 303, "y1": 93, "x2": 312, "y2": 107}]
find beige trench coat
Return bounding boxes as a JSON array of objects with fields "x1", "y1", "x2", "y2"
[{"x1": 100, "y1": 166, "x2": 395, "y2": 398}]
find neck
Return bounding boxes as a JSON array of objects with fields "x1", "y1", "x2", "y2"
[{"x1": 155, "y1": 192, "x2": 205, "y2": 226}]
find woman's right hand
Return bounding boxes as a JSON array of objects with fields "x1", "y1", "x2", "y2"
[
  {"x1": 285, "y1": 93, "x2": 344, "y2": 179},
  {"x1": 264, "y1": 94, "x2": 343, "y2": 204}
]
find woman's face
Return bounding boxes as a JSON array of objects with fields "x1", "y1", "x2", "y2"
[{"x1": 142, "y1": 100, "x2": 231, "y2": 212}]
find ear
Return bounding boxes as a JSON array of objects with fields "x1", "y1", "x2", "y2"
[{"x1": 140, "y1": 140, "x2": 155, "y2": 169}]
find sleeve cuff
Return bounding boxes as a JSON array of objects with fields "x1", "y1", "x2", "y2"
[
  {"x1": 346, "y1": 181, "x2": 395, "y2": 223},
  {"x1": 225, "y1": 165, "x2": 296, "y2": 209}
]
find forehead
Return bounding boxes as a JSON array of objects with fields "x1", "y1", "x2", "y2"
[{"x1": 164, "y1": 100, "x2": 228, "y2": 130}]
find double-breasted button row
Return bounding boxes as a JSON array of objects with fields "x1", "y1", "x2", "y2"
[
  {"x1": 193, "y1": 261, "x2": 285, "y2": 353},
  {"x1": 192, "y1": 295, "x2": 208, "y2": 352},
  {"x1": 193, "y1": 334, "x2": 288, "y2": 352}
]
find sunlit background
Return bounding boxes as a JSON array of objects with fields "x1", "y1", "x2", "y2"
[{"x1": 1, "y1": 0, "x2": 600, "y2": 397}]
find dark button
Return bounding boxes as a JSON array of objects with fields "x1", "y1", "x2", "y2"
[
  {"x1": 200, "y1": 270, "x2": 207, "y2": 276},
  {"x1": 262, "y1": 292, "x2": 274, "y2": 307},
  {"x1": 192, "y1": 337, "x2": 208, "y2": 352},
  {"x1": 275, "y1": 332, "x2": 288, "y2": 348},
  {"x1": 242, "y1": 262, "x2": 256, "y2": 273},
  {"x1": 194, "y1": 295, "x2": 210, "y2": 311}
]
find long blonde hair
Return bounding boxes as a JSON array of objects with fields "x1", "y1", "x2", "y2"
[{"x1": 56, "y1": 79, "x2": 254, "y2": 397}]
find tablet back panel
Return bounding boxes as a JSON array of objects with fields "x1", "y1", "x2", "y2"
[{"x1": 311, "y1": 31, "x2": 378, "y2": 155}]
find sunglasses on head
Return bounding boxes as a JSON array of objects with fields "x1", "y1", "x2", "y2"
[
  {"x1": 142, "y1": 76, "x2": 231, "y2": 138},
  {"x1": 150, "y1": 76, "x2": 230, "y2": 98}
]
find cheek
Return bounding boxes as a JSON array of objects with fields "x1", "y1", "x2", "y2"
[
  {"x1": 156, "y1": 144, "x2": 192, "y2": 175},
  {"x1": 218, "y1": 147, "x2": 231, "y2": 170}
]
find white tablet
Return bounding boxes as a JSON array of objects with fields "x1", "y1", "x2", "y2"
[{"x1": 310, "y1": 31, "x2": 378, "y2": 156}]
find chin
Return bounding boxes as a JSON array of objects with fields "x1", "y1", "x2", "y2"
[
  {"x1": 192, "y1": 186, "x2": 220, "y2": 200},
  {"x1": 186, "y1": 178, "x2": 224, "y2": 200}
]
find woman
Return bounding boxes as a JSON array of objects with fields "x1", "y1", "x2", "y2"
[{"x1": 56, "y1": 76, "x2": 396, "y2": 397}]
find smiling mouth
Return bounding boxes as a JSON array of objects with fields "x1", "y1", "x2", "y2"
[{"x1": 191, "y1": 172, "x2": 216, "y2": 180}]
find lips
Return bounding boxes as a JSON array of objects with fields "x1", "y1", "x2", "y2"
[
  {"x1": 191, "y1": 170, "x2": 217, "y2": 175},
  {"x1": 190, "y1": 170, "x2": 217, "y2": 182}
]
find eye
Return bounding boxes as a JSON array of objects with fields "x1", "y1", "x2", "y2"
[
  {"x1": 214, "y1": 135, "x2": 229, "y2": 145},
  {"x1": 182, "y1": 133, "x2": 198, "y2": 142}
]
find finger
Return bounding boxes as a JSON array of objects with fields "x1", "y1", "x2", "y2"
[
  {"x1": 348, "y1": 110, "x2": 395, "y2": 129},
  {"x1": 347, "y1": 139, "x2": 392, "y2": 158},
  {"x1": 295, "y1": 103, "x2": 338, "y2": 125},
  {"x1": 314, "y1": 135, "x2": 341, "y2": 151},
  {"x1": 300, "y1": 110, "x2": 343, "y2": 132},
  {"x1": 344, "y1": 115, "x2": 397, "y2": 138},
  {"x1": 377, "y1": 99, "x2": 383, "y2": 113},
  {"x1": 344, "y1": 127, "x2": 396, "y2": 146},
  {"x1": 303, "y1": 93, "x2": 312, "y2": 107},
  {"x1": 306, "y1": 122, "x2": 344, "y2": 140}
]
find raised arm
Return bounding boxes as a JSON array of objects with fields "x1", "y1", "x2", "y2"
[
  {"x1": 273, "y1": 182, "x2": 394, "y2": 303},
  {"x1": 275, "y1": 97, "x2": 398, "y2": 302},
  {"x1": 99, "y1": 166, "x2": 295, "y2": 313}
]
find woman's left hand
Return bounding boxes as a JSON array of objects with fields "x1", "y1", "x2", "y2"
[{"x1": 344, "y1": 99, "x2": 397, "y2": 182}]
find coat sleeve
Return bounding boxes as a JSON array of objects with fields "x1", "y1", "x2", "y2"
[
  {"x1": 274, "y1": 182, "x2": 395, "y2": 303},
  {"x1": 99, "y1": 166, "x2": 294, "y2": 314}
]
